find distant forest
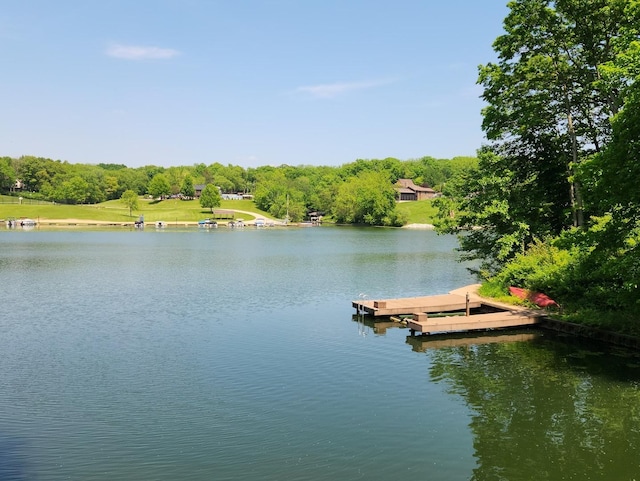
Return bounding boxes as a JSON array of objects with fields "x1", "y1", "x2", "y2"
[{"x1": 0, "y1": 155, "x2": 477, "y2": 225}]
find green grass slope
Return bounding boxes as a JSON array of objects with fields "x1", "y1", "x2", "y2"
[
  {"x1": 0, "y1": 196, "x2": 273, "y2": 223},
  {"x1": 395, "y1": 199, "x2": 438, "y2": 225}
]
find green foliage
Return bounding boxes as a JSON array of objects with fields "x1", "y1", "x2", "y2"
[
  {"x1": 0, "y1": 157, "x2": 16, "y2": 191},
  {"x1": 332, "y1": 171, "x2": 398, "y2": 225},
  {"x1": 148, "y1": 173, "x2": 171, "y2": 199},
  {"x1": 116, "y1": 168, "x2": 149, "y2": 196},
  {"x1": 181, "y1": 175, "x2": 195, "y2": 199},
  {"x1": 209, "y1": 162, "x2": 247, "y2": 192},
  {"x1": 60, "y1": 176, "x2": 89, "y2": 204},
  {"x1": 467, "y1": 0, "x2": 639, "y2": 252},
  {"x1": 199, "y1": 184, "x2": 221, "y2": 213},
  {"x1": 435, "y1": 147, "x2": 568, "y2": 273},
  {"x1": 97, "y1": 163, "x2": 127, "y2": 171},
  {"x1": 437, "y1": 0, "x2": 640, "y2": 314},
  {"x1": 395, "y1": 199, "x2": 438, "y2": 225},
  {"x1": 213, "y1": 175, "x2": 234, "y2": 193},
  {"x1": 2, "y1": 154, "x2": 477, "y2": 225},
  {"x1": 16, "y1": 156, "x2": 65, "y2": 192},
  {"x1": 103, "y1": 175, "x2": 120, "y2": 200},
  {"x1": 553, "y1": 216, "x2": 640, "y2": 311},
  {"x1": 120, "y1": 189, "x2": 139, "y2": 217},
  {"x1": 485, "y1": 240, "x2": 575, "y2": 296}
]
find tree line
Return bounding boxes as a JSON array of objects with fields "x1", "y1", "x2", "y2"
[
  {"x1": 0, "y1": 155, "x2": 476, "y2": 224},
  {"x1": 434, "y1": 0, "x2": 640, "y2": 331}
]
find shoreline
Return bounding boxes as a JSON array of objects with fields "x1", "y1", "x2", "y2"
[
  {"x1": 402, "y1": 223, "x2": 435, "y2": 229},
  {"x1": 3, "y1": 218, "x2": 436, "y2": 229},
  {"x1": 3, "y1": 217, "x2": 295, "y2": 228}
]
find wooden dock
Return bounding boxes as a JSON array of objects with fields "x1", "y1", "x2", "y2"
[
  {"x1": 406, "y1": 309, "x2": 545, "y2": 334},
  {"x1": 353, "y1": 284, "x2": 548, "y2": 335},
  {"x1": 352, "y1": 292, "x2": 481, "y2": 317}
]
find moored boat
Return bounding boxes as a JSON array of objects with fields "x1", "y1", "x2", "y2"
[
  {"x1": 198, "y1": 219, "x2": 218, "y2": 228},
  {"x1": 19, "y1": 218, "x2": 37, "y2": 227}
]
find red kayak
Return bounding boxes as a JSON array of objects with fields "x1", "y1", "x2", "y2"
[{"x1": 509, "y1": 286, "x2": 559, "y2": 308}]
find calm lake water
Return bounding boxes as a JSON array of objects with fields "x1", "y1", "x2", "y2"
[{"x1": 1, "y1": 226, "x2": 640, "y2": 480}]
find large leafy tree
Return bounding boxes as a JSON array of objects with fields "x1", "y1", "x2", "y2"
[
  {"x1": 148, "y1": 173, "x2": 171, "y2": 199},
  {"x1": 564, "y1": 74, "x2": 640, "y2": 310},
  {"x1": 116, "y1": 168, "x2": 149, "y2": 195},
  {"x1": 440, "y1": 0, "x2": 640, "y2": 273},
  {"x1": 0, "y1": 157, "x2": 16, "y2": 191},
  {"x1": 51, "y1": 176, "x2": 89, "y2": 204},
  {"x1": 181, "y1": 175, "x2": 195, "y2": 199},
  {"x1": 253, "y1": 170, "x2": 306, "y2": 221},
  {"x1": 332, "y1": 171, "x2": 400, "y2": 226},
  {"x1": 120, "y1": 189, "x2": 139, "y2": 217},
  {"x1": 199, "y1": 184, "x2": 222, "y2": 213}
]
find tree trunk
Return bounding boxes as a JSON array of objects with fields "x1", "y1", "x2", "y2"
[{"x1": 567, "y1": 112, "x2": 584, "y2": 227}]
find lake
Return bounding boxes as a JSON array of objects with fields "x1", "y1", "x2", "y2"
[{"x1": 1, "y1": 226, "x2": 639, "y2": 480}]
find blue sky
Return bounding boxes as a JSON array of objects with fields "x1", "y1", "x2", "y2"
[{"x1": 2, "y1": 1, "x2": 508, "y2": 168}]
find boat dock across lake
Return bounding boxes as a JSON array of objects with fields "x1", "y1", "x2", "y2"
[{"x1": 352, "y1": 285, "x2": 547, "y2": 335}]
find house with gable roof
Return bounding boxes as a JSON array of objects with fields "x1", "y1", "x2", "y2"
[{"x1": 395, "y1": 179, "x2": 436, "y2": 201}]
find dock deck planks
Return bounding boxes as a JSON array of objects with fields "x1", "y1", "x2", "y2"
[
  {"x1": 406, "y1": 310, "x2": 546, "y2": 334},
  {"x1": 352, "y1": 293, "x2": 481, "y2": 317}
]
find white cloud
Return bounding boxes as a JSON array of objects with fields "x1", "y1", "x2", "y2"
[
  {"x1": 296, "y1": 79, "x2": 392, "y2": 99},
  {"x1": 106, "y1": 44, "x2": 180, "y2": 60}
]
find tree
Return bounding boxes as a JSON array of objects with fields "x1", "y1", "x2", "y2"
[
  {"x1": 212, "y1": 175, "x2": 234, "y2": 194},
  {"x1": 104, "y1": 175, "x2": 121, "y2": 200},
  {"x1": 199, "y1": 184, "x2": 221, "y2": 213},
  {"x1": 52, "y1": 176, "x2": 89, "y2": 204},
  {"x1": 0, "y1": 157, "x2": 16, "y2": 192},
  {"x1": 148, "y1": 173, "x2": 171, "y2": 199},
  {"x1": 439, "y1": 0, "x2": 640, "y2": 273},
  {"x1": 181, "y1": 175, "x2": 195, "y2": 199},
  {"x1": 332, "y1": 171, "x2": 398, "y2": 226},
  {"x1": 116, "y1": 168, "x2": 148, "y2": 195},
  {"x1": 120, "y1": 190, "x2": 139, "y2": 217}
]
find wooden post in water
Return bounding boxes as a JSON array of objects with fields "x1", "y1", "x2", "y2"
[{"x1": 466, "y1": 292, "x2": 470, "y2": 317}]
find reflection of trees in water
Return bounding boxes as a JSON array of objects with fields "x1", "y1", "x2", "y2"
[
  {"x1": 0, "y1": 434, "x2": 29, "y2": 480},
  {"x1": 428, "y1": 337, "x2": 640, "y2": 480}
]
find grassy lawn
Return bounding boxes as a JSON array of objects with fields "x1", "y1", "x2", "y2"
[
  {"x1": 396, "y1": 199, "x2": 438, "y2": 224},
  {"x1": 0, "y1": 196, "x2": 272, "y2": 223}
]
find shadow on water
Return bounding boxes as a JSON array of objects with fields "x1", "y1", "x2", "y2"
[
  {"x1": 0, "y1": 434, "x2": 29, "y2": 481},
  {"x1": 350, "y1": 313, "x2": 408, "y2": 336}
]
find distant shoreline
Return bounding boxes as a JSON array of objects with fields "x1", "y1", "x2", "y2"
[
  {"x1": 3, "y1": 218, "x2": 435, "y2": 229},
  {"x1": 4, "y1": 217, "x2": 294, "y2": 228}
]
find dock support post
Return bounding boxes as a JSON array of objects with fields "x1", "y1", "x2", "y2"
[{"x1": 466, "y1": 292, "x2": 470, "y2": 317}]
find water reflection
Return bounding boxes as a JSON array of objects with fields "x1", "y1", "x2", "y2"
[
  {"x1": 350, "y1": 314, "x2": 405, "y2": 336},
  {"x1": 427, "y1": 333, "x2": 640, "y2": 480},
  {"x1": 406, "y1": 330, "x2": 540, "y2": 352}
]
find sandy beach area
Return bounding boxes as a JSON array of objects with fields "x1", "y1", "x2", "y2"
[{"x1": 402, "y1": 223, "x2": 435, "y2": 229}]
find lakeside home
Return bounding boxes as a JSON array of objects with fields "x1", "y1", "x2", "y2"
[{"x1": 395, "y1": 178, "x2": 437, "y2": 201}]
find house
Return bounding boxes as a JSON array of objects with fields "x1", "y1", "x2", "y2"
[
  {"x1": 194, "y1": 184, "x2": 206, "y2": 198},
  {"x1": 11, "y1": 180, "x2": 24, "y2": 193},
  {"x1": 395, "y1": 179, "x2": 436, "y2": 201}
]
